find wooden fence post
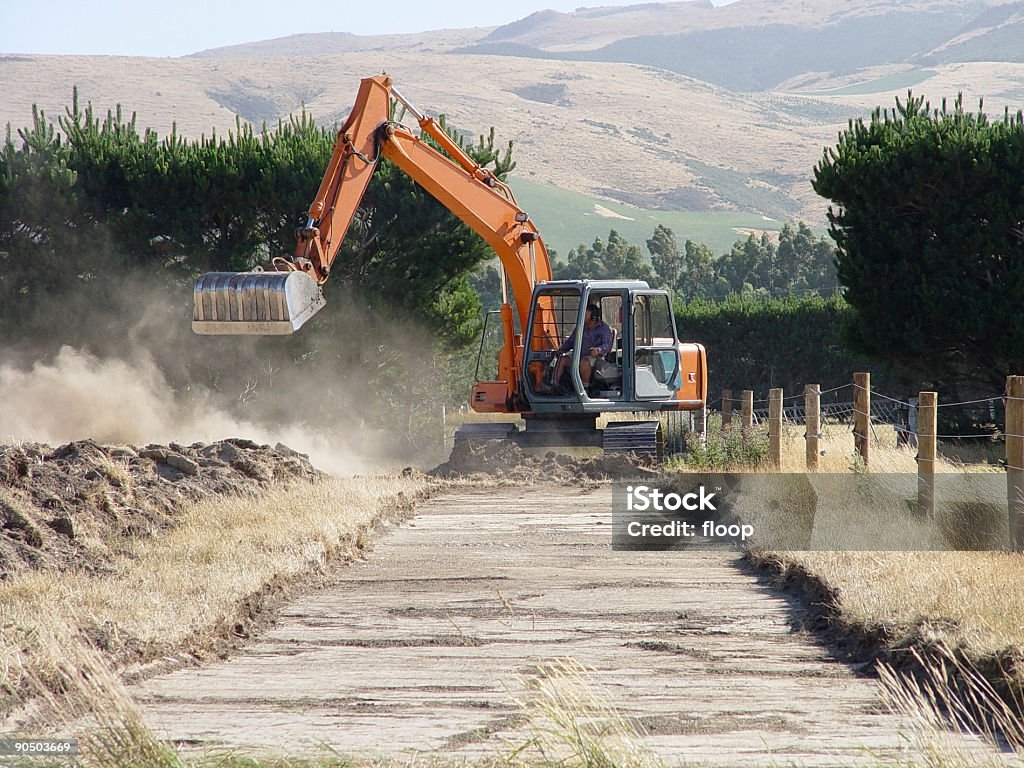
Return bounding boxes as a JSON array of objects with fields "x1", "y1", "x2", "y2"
[
  {"x1": 722, "y1": 389, "x2": 733, "y2": 431},
  {"x1": 694, "y1": 402, "x2": 707, "y2": 447},
  {"x1": 768, "y1": 388, "x2": 783, "y2": 469},
  {"x1": 741, "y1": 390, "x2": 754, "y2": 448},
  {"x1": 1007, "y1": 376, "x2": 1024, "y2": 550},
  {"x1": 805, "y1": 384, "x2": 820, "y2": 471},
  {"x1": 917, "y1": 391, "x2": 937, "y2": 518},
  {"x1": 853, "y1": 372, "x2": 871, "y2": 467}
]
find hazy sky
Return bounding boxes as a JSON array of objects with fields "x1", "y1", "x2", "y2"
[{"x1": 1, "y1": 0, "x2": 736, "y2": 58}]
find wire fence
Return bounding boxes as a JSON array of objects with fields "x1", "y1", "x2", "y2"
[
  {"x1": 653, "y1": 376, "x2": 1024, "y2": 547},
  {"x1": 656, "y1": 377, "x2": 1019, "y2": 462},
  {"x1": 723, "y1": 393, "x2": 1007, "y2": 449}
]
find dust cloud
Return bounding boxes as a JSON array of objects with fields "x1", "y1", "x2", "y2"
[
  {"x1": 0, "y1": 346, "x2": 376, "y2": 476},
  {"x1": 1, "y1": 257, "x2": 456, "y2": 476}
]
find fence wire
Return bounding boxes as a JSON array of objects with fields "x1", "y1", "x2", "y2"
[
  {"x1": 656, "y1": 382, "x2": 1019, "y2": 460},
  {"x1": 707, "y1": 388, "x2": 1009, "y2": 452}
]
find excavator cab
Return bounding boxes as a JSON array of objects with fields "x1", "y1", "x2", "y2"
[{"x1": 520, "y1": 280, "x2": 706, "y2": 415}]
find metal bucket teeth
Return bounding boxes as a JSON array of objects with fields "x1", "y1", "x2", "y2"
[{"x1": 192, "y1": 270, "x2": 326, "y2": 335}]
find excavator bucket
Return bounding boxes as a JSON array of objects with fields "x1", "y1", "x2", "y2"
[{"x1": 192, "y1": 271, "x2": 326, "y2": 335}]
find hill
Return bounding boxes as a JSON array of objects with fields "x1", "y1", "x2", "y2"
[
  {"x1": 460, "y1": 0, "x2": 1002, "y2": 91},
  {"x1": 3, "y1": 0, "x2": 1023, "y2": 249},
  {"x1": 191, "y1": 0, "x2": 1024, "y2": 91}
]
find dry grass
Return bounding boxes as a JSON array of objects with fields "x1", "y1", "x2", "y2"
[
  {"x1": 505, "y1": 659, "x2": 663, "y2": 768},
  {"x1": 9, "y1": 630, "x2": 183, "y2": 768},
  {"x1": 0, "y1": 473, "x2": 428, "y2": 721},
  {"x1": 740, "y1": 423, "x2": 1024, "y2": 702},
  {"x1": 776, "y1": 421, "x2": 1002, "y2": 474},
  {"x1": 690, "y1": 418, "x2": 1002, "y2": 475},
  {"x1": 763, "y1": 424, "x2": 1021, "y2": 654},
  {"x1": 878, "y1": 645, "x2": 1024, "y2": 767},
  {"x1": 773, "y1": 551, "x2": 1024, "y2": 656}
]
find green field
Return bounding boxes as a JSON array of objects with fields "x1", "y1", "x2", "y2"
[
  {"x1": 804, "y1": 68, "x2": 937, "y2": 97},
  {"x1": 508, "y1": 178, "x2": 796, "y2": 259}
]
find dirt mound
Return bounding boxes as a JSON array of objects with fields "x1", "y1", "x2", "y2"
[
  {"x1": 430, "y1": 439, "x2": 659, "y2": 482},
  {"x1": 0, "y1": 438, "x2": 321, "y2": 576}
]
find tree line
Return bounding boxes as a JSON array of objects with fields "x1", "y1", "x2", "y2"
[
  {"x1": 552, "y1": 222, "x2": 838, "y2": 299},
  {"x1": 0, "y1": 91, "x2": 512, "y2": 352}
]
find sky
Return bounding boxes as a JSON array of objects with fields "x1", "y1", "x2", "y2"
[{"x1": 0, "y1": 0, "x2": 736, "y2": 58}]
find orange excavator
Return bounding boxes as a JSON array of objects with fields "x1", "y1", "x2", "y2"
[{"x1": 192, "y1": 74, "x2": 706, "y2": 456}]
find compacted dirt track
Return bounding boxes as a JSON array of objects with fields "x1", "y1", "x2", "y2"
[{"x1": 135, "y1": 484, "x2": 918, "y2": 765}]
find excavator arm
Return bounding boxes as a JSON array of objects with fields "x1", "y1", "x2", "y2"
[
  {"x1": 192, "y1": 74, "x2": 552, "y2": 410},
  {"x1": 293, "y1": 75, "x2": 551, "y2": 334}
]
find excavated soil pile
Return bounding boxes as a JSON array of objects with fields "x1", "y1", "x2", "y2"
[
  {"x1": 0, "y1": 438, "x2": 321, "y2": 577},
  {"x1": 430, "y1": 438, "x2": 658, "y2": 481}
]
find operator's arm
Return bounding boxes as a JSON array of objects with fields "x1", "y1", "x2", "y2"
[
  {"x1": 557, "y1": 329, "x2": 576, "y2": 354},
  {"x1": 594, "y1": 323, "x2": 613, "y2": 356}
]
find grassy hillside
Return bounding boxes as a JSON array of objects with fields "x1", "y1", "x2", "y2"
[
  {"x1": 457, "y1": 7, "x2": 981, "y2": 90},
  {"x1": 3, "y1": 2, "x2": 1023, "y2": 233},
  {"x1": 802, "y1": 68, "x2": 938, "y2": 97},
  {"x1": 919, "y1": 1, "x2": 1024, "y2": 65},
  {"x1": 510, "y1": 178, "x2": 789, "y2": 258}
]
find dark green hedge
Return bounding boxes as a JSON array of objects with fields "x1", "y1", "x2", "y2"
[{"x1": 675, "y1": 293, "x2": 904, "y2": 401}]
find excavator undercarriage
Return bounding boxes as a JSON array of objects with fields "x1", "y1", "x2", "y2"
[{"x1": 455, "y1": 415, "x2": 666, "y2": 460}]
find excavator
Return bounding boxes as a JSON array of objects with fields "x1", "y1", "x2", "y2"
[{"x1": 192, "y1": 74, "x2": 706, "y2": 457}]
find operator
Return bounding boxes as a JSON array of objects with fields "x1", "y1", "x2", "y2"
[{"x1": 553, "y1": 304, "x2": 613, "y2": 390}]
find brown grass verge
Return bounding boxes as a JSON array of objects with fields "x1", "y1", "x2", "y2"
[
  {"x1": 683, "y1": 422, "x2": 1024, "y2": 719},
  {"x1": 0, "y1": 471, "x2": 455, "y2": 726},
  {"x1": 749, "y1": 549, "x2": 1024, "y2": 710}
]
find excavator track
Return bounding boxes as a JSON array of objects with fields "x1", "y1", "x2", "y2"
[
  {"x1": 453, "y1": 418, "x2": 664, "y2": 461},
  {"x1": 602, "y1": 420, "x2": 664, "y2": 461}
]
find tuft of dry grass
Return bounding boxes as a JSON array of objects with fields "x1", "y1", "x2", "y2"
[
  {"x1": 878, "y1": 645, "x2": 1024, "y2": 767},
  {"x1": 504, "y1": 658, "x2": 663, "y2": 768},
  {"x1": 3, "y1": 623, "x2": 182, "y2": 768}
]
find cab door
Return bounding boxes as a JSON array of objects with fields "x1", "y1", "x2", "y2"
[{"x1": 629, "y1": 291, "x2": 682, "y2": 400}]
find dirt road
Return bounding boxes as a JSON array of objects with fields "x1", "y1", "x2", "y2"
[{"x1": 135, "y1": 484, "x2": 916, "y2": 765}]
